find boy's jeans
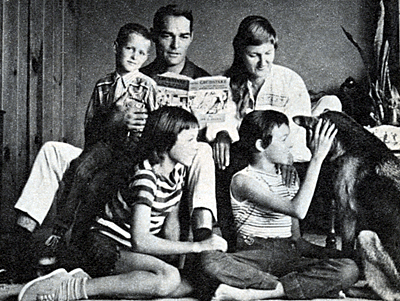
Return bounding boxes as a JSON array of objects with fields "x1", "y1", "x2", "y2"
[{"x1": 201, "y1": 235, "x2": 359, "y2": 299}]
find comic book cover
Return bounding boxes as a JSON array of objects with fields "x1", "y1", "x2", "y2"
[{"x1": 155, "y1": 72, "x2": 231, "y2": 125}]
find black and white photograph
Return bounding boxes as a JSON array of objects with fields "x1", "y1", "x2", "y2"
[{"x1": 0, "y1": 1, "x2": 399, "y2": 300}]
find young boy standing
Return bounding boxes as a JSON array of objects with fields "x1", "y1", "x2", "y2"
[
  {"x1": 46, "y1": 22, "x2": 160, "y2": 249},
  {"x1": 84, "y1": 22, "x2": 158, "y2": 150},
  {"x1": 8, "y1": 23, "x2": 159, "y2": 280},
  {"x1": 201, "y1": 110, "x2": 359, "y2": 300}
]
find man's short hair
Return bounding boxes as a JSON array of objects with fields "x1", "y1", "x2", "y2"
[
  {"x1": 115, "y1": 23, "x2": 151, "y2": 48},
  {"x1": 153, "y1": 4, "x2": 193, "y2": 34}
]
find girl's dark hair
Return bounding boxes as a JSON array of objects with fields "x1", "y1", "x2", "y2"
[
  {"x1": 115, "y1": 23, "x2": 152, "y2": 48},
  {"x1": 238, "y1": 110, "x2": 288, "y2": 163},
  {"x1": 153, "y1": 4, "x2": 193, "y2": 34},
  {"x1": 225, "y1": 16, "x2": 277, "y2": 84},
  {"x1": 138, "y1": 106, "x2": 199, "y2": 165}
]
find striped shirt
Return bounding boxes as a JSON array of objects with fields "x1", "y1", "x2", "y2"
[
  {"x1": 93, "y1": 159, "x2": 186, "y2": 248},
  {"x1": 231, "y1": 165, "x2": 299, "y2": 239}
]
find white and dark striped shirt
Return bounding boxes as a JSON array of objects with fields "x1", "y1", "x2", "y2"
[
  {"x1": 231, "y1": 165, "x2": 299, "y2": 239},
  {"x1": 93, "y1": 159, "x2": 186, "y2": 248}
]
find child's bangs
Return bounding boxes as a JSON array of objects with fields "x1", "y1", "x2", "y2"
[{"x1": 176, "y1": 117, "x2": 199, "y2": 133}]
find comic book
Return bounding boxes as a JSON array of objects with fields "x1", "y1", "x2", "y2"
[{"x1": 155, "y1": 72, "x2": 231, "y2": 125}]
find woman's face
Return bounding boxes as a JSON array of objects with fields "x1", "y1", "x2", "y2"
[{"x1": 243, "y1": 42, "x2": 275, "y2": 79}]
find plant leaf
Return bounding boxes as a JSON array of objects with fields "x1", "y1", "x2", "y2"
[
  {"x1": 379, "y1": 41, "x2": 389, "y2": 92},
  {"x1": 374, "y1": 0, "x2": 385, "y2": 72},
  {"x1": 369, "y1": 81, "x2": 385, "y2": 123},
  {"x1": 341, "y1": 26, "x2": 372, "y2": 85},
  {"x1": 390, "y1": 84, "x2": 400, "y2": 100}
]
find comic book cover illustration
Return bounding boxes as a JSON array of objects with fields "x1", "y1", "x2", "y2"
[{"x1": 155, "y1": 72, "x2": 231, "y2": 124}]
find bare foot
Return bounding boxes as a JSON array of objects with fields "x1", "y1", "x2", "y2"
[
  {"x1": 212, "y1": 283, "x2": 285, "y2": 301},
  {"x1": 212, "y1": 284, "x2": 252, "y2": 301}
]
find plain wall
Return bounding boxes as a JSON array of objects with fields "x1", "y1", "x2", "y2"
[{"x1": 75, "y1": 0, "x2": 390, "y2": 131}]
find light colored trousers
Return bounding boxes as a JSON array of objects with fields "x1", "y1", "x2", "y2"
[
  {"x1": 14, "y1": 141, "x2": 217, "y2": 226},
  {"x1": 14, "y1": 95, "x2": 340, "y2": 228},
  {"x1": 311, "y1": 95, "x2": 342, "y2": 116}
]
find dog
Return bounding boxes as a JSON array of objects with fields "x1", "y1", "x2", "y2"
[{"x1": 294, "y1": 111, "x2": 400, "y2": 301}]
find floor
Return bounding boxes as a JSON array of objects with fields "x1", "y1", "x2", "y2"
[
  {"x1": 279, "y1": 234, "x2": 379, "y2": 301},
  {"x1": 0, "y1": 232, "x2": 381, "y2": 301}
]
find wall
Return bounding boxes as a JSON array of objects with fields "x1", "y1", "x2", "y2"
[
  {"x1": 0, "y1": 0, "x2": 81, "y2": 230},
  {"x1": 0, "y1": 0, "x2": 397, "y2": 230},
  {"x1": 77, "y1": 0, "x2": 385, "y2": 132}
]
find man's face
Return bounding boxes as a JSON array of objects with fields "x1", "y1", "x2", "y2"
[
  {"x1": 155, "y1": 15, "x2": 193, "y2": 67},
  {"x1": 115, "y1": 33, "x2": 150, "y2": 75}
]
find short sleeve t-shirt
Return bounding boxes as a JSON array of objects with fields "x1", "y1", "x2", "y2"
[{"x1": 93, "y1": 159, "x2": 186, "y2": 248}]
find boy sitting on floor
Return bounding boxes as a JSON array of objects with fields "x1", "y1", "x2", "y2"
[
  {"x1": 17, "y1": 107, "x2": 227, "y2": 301},
  {"x1": 201, "y1": 110, "x2": 359, "y2": 300}
]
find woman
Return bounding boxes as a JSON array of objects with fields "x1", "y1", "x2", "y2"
[{"x1": 209, "y1": 15, "x2": 342, "y2": 170}]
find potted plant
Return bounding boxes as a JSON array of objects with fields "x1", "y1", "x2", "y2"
[
  {"x1": 342, "y1": 0, "x2": 400, "y2": 151},
  {"x1": 342, "y1": 0, "x2": 399, "y2": 127}
]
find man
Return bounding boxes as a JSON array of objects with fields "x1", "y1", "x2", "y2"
[
  {"x1": 141, "y1": 4, "x2": 218, "y2": 244},
  {"x1": 141, "y1": 4, "x2": 209, "y2": 79},
  {"x1": 3, "y1": 4, "x2": 221, "y2": 283}
]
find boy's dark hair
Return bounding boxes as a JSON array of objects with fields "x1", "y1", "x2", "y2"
[
  {"x1": 238, "y1": 110, "x2": 289, "y2": 162},
  {"x1": 115, "y1": 23, "x2": 152, "y2": 48},
  {"x1": 152, "y1": 4, "x2": 194, "y2": 34},
  {"x1": 138, "y1": 106, "x2": 199, "y2": 165}
]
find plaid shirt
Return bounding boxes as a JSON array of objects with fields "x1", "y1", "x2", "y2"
[{"x1": 84, "y1": 71, "x2": 158, "y2": 148}]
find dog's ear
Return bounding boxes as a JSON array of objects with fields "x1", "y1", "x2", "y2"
[
  {"x1": 292, "y1": 115, "x2": 319, "y2": 129},
  {"x1": 293, "y1": 115, "x2": 320, "y2": 148}
]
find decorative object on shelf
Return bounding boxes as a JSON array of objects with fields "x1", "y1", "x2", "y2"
[
  {"x1": 342, "y1": 0, "x2": 400, "y2": 126},
  {"x1": 366, "y1": 124, "x2": 400, "y2": 151}
]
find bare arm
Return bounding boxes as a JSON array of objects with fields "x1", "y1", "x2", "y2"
[
  {"x1": 130, "y1": 204, "x2": 227, "y2": 256},
  {"x1": 161, "y1": 203, "x2": 181, "y2": 242},
  {"x1": 232, "y1": 120, "x2": 337, "y2": 220}
]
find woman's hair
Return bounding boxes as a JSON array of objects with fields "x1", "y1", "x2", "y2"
[
  {"x1": 225, "y1": 15, "x2": 278, "y2": 84},
  {"x1": 138, "y1": 106, "x2": 199, "y2": 165},
  {"x1": 115, "y1": 23, "x2": 152, "y2": 48},
  {"x1": 238, "y1": 110, "x2": 288, "y2": 163}
]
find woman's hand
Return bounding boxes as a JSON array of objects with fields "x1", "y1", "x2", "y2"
[
  {"x1": 279, "y1": 164, "x2": 298, "y2": 188},
  {"x1": 309, "y1": 119, "x2": 337, "y2": 162}
]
